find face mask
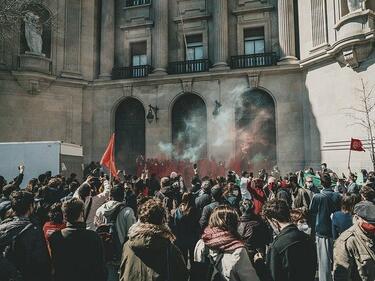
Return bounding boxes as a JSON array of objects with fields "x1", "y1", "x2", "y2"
[
  {"x1": 297, "y1": 222, "x2": 311, "y2": 234},
  {"x1": 361, "y1": 222, "x2": 375, "y2": 235}
]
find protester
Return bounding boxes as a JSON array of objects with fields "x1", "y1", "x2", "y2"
[
  {"x1": 360, "y1": 185, "x2": 375, "y2": 203},
  {"x1": 0, "y1": 191, "x2": 52, "y2": 281},
  {"x1": 260, "y1": 199, "x2": 317, "y2": 281},
  {"x1": 120, "y1": 199, "x2": 188, "y2": 281},
  {"x1": 74, "y1": 175, "x2": 111, "y2": 230},
  {"x1": 249, "y1": 178, "x2": 267, "y2": 215},
  {"x1": 194, "y1": 205, "x2": 260, "y2": 281},
  {"x1": 333, "y1": 201, "x2": 375, "y2": 281},
  {"x1": 331, "y1": 194, "x2": 359, "y2": 240},
  {"x1": 347, "y1": 173, "x2": 360, "y2": 194},
  {"x1": 49, "y1": 198, "x2": 106, "y2": 281},
  {"x1": 239, "y1": 171, "x2": 252, "y2": 200},
  {"x1": 309, "y1": 173, "x2": 341, "y2": 281},
  {"x1": 195, "y1": 180, "x2": 212, "y2": 211},
  {"x1": 290, "y1": 208, "x2": 311, "y2": 235},
  {"x1": 199, "y1": 185, "x2": 223, "y2": 230},
  {"x1": 171, "y1": 192, "x2": 200, "y2": 266},
  {"x1": 43, "y1": 203, "x2": 66, "y2": 253},
  {"x1": 237, "y1": 199, "x2": 271, "y2": 256}
]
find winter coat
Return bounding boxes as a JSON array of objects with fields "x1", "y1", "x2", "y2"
[
  {"x1": 333, "y1": 223, "x2": 375, "y2": 281},
  {"x1": 0, "y1": 216, "x2": 52, "y2": 281},
  {"x1": 48, "y1": 222, "x2": 106, "y2": 281},
  {"x1": 171, "y1": 206, "x2": 200, "y2": 248},
  {"x1": 266, "y1": 224, "x2": 317, "y2": 281},
  {"x1": 194, "y1": 239, "x2": 260, "y2": 281},
  {"x1": 74, "y1": 180, "x2": 111, "y2": 230},
  {"x1": 120, "y1": 222, "x2": 189, "y2": 281},
  {"x1": 309, "y1": 188, "x2": 341, "y2": 238},
  {"x1": 291, "y1": 187, "x2": 311, "y2": 210},
  {"x1": 195, "y1": 192, "x2": 212, "y2": 211},
  {"x1": 199, "y1": 201, "x2": 220, "y2": 231},
  {"x1": 94, "y1": 200, "x2": 136, "y2": 244},
  {"x1": 237, "y1": 213, "x2": 271, "y2": 255}
]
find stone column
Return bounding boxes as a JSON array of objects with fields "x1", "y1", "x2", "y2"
[
  {"x1": 278, "y1": 0, "x2": 298, "y2": 63},
  {"x1": 99, "y1": 0, "x2": 115, "y2": 79},
  {"x1": 212, "y1": 0, "x2": 229, "y2": 69},
  {"x1": 152, "y1": 0, "x2": 168, "y2": 75}
]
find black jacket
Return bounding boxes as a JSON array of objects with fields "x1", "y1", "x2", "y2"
[
  {"x1": 49, "y1": 222, "x2": 106, "y2": 281},
  {"x1": 266, "y1": 224, "x2": 317, "y2": 281},
  {"x1": 238, "y1": 213, "x2": 272, "y2": 254},
  {"x1": 0, "y1": 216, "x2": 52, "y2": 281},
  {"x1": 199, "y1": 201, "x2": 220, "y2": 231}
]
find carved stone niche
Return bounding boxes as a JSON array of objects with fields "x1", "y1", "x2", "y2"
[{"x1": 329, "y1": 9, "x2": 374, "y2": 68}]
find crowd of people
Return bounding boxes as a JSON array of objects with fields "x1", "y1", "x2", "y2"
[{"x1": 0, "y1": 162, "x2": 374, "y2": 281}]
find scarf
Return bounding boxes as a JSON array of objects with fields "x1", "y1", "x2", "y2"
[{"x1": 202, "y1": 227, "x2": 244, "y2": 252}]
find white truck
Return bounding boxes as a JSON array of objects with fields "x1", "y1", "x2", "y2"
[{"x1": 0, "y1": 141, "x2": 83, "y2": 188}]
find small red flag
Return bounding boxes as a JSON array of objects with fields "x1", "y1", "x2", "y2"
[
  {"x1": 350, "y1": 138, "x2": 365, "y2": 152},
  {"x1": 100, "y1": 133, "x2": 118, "y2": 178}
]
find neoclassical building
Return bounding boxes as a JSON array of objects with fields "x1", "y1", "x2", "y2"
[{"x1": 0, "y1": 0, "x2": 374, "y2": 174}]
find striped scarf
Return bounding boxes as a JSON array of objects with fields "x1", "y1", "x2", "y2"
[{"x1": 202, "y1": 227, "x2": 245, "y2": 252}]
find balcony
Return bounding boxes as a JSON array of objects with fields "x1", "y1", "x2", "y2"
[
  {"x1": 168, "y1": 59, "x2": 210, "y2": 74},
  {"x1": 230, "y1": 52, "x2": 278, "y2": 69},
  {"x1": 126, "y1": 0, "x2": 151, "y2": 7},
  {"x1": 112, "y1": 65, "x2": 152, "y2": 79}
]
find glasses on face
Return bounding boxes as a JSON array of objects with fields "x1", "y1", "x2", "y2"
[{"x1": 306, "y1": 181, "x2": 313, "y2": 183}]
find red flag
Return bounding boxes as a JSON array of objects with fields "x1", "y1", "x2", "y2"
[
  {"x1": 350, "y1": 138, "x2": 365, "y2": 152},
  {"x1": 100, "y1": 133, "x2": 118, "y2": 177}
]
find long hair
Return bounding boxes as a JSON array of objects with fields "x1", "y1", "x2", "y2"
[
  {"x1": 209, "y1": 205, "x2": 241, "y2": 238},
  {"x1": 179, "y1": 192, "x2": 195, "y2": 216}
]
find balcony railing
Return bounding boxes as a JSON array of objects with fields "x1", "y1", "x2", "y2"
[
  {"x1": 112, "y1": 65, "x2": 152, "y2": 79},
  {"x1": 230, "y1": 52, "x2": 278, "y2": 69},
  {"x1": 168, "y1": 59, "x2": 210, "y2": 74},
  {"x1": 126, "y1": 0, "x2": 151, "y2": 7}
]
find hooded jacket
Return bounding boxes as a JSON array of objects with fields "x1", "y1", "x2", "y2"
[
  {"x1": 120, "y1": 222, "x2": 188, "y2": 281},
  {"x1": 94, "y1": 200, "x2": 136, "y2": 244},
  {"x1": 0, "y1": 216, "x2": 52, "y2": 281}
]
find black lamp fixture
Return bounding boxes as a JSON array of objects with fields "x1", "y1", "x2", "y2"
[
  {"x1": 212, "y1": 100, "x2": 222, "y2": 116},
  {"x1": 146, "y1": 104, "x2": 159, "y2": 124}
]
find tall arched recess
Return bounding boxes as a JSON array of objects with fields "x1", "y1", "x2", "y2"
[
  {"x1": 235, "y1": 89, "x2": 276, "y2": 171},
  {"x1": 115, "y1": 98, "x2": 145, "y2": 174},
  {"x1": 172, "y1": 93, "x2": 207, "y2": 161}
]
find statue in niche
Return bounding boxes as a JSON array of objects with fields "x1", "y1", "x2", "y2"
[
  {"x1": 347, "y1": 0, "x2": 367, "y2": 13},
  {"x1": 24, "y1": 11, "x2": 43, "y2": 55}
]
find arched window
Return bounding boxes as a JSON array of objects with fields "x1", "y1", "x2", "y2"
[
  {"x1": 235, "y1": 89, "x2": 276, "y2": 171},
  {"x1": 115, "y1": 98, "x2": 145, "y2": 174},
  {"x1": 172, "y1": 93, "x2": 207, "y2": 161}
]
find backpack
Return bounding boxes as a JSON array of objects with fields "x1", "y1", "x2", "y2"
[
  {"x1": 190, "y1": 247, "x2": 226, "y2": 281},
  {"x1": 96, "y1": 204, "x2": 125, "y2": 262},
  {"x1": 0, "y1": 223, "x2": 33, "y2": 281}
]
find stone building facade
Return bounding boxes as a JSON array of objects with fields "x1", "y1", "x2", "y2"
[{"x1": 0, "y1": 0, "x2": 374, "y2": 174}]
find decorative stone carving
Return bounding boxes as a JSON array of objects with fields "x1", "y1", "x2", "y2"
[
  {"x1": 347, "y1": 0, "x2": 367, "y2": 13},
  {"x1": 330, "y1": 9, "x2": 374, "y2": 68},
  {"x1": 247, "y1": 72, "x2": 260, "y2": 89},
  {"x1": 12, "y1": 71, "x2": 56, "y2": 95},
  {"x1": 180, "y1": 78, "x2": 194, "y2": 93},
  {"x1": 24, "y1": 12, "x2": 43, "y2": 55}
]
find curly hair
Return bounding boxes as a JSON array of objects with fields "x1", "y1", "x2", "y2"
[
  {"x1": 138, "y1": 199, "x2": 167, "y2": 225},
  {"x1": 48, "y1": 203, "x2": 64, "y2": 224}
]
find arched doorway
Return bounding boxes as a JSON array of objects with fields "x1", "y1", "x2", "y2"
[
  {"x1": 235, "y1": 89, "x2": 276, "y2": 171},
  {"x1": 115, "y1": 98, "x2": 145, "y2": 174},
  {"x1": 172, "y1": 93, "x2": 207, "y2": 162}
]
